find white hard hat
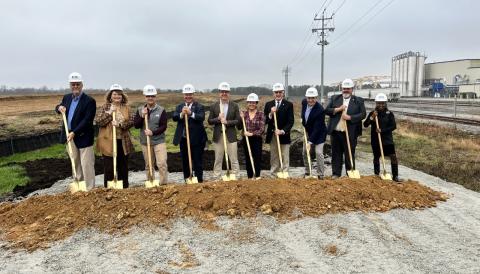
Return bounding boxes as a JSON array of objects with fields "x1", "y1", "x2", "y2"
[
  {"x1": 272, "y1": 83, "x2": 285, "y2": 92},
  {"x1": 109, "y1": 84, "x2": 123, "y2": 92},
  {"x1": 182, "y1": 84, "x2": 195, "y2": 94},
  {"x1": 341, "y1": 78, "x2": 354, "y2": 89},
  {"x1": 143, "y1": 85, "x2": 157, "y2": 96},
  {"x1": 246, "y1": 93, "x2": 259, "y2": 102},
  {"x1": 375, "y1": 93, "x2": 388, "y2": 102},
  {"x1": 305, "y1": 87, "x2": 318, "y2": 97},
  {"x1": 218, "y1": 82, "x2": 231, "y2": 91},
  {"x1": 68, "y1": 72, "x2": 83, "y2": 83}
]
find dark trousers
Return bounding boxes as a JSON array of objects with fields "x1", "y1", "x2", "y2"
[
  {"x1": 242, "y1": 136, "x2": 262, "y2": 178},
  {"x1": 103, "y1": 139, "x2": 129, "y2": 188},
  {"x1": 180, "y1": 137, "x2": 205, "y2": 182},
  {"x1": 331, "y1": 130, "x2": 357, "y2": 177},
  {"x1": 372, "y1": 143, "x2": 398, "y2": 177}
]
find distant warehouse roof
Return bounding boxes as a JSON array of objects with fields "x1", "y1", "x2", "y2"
[{"x1": 426, "y1": 59, "x2": 480, "y2": 65}]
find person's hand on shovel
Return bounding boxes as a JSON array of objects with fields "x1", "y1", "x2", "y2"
[
  {"x1": 306, "y1": 142, "x2": 311, "y2": 152},
  {"x1": 141, "y1": 107, "x2": 148, "y2": 118},
  {"x1": 219, "y1": 113, "x2": 227, "y2": 124},
  {"x1": 275, "y1": 129, "x2": 284, "y2": 136},
  {"x1": 182, "y1": 106, "x2": 191, "y2": 116},
  {"x1": 144, "y1": 129, "x2": 153, "y2": 136},
  {"x1": 67, "y1": 132, "x2": 75, "y2": 142},
  {"x1": 376, "y1": 127, "x2": 382, "y2": 133},
  {"x1": 58, "y1": 105, "x2": 66, "y2": 113}
]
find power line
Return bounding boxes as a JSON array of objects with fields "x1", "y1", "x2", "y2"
[
  {"x1": 287, "y1": 0, "x2": 329, "y2": 66},
  {"x1": 329, "y1": 0, "x2": 385, "y2": 45},
  {"x1": 328, "y1": 0, "x2": 396, "y2": 51}
]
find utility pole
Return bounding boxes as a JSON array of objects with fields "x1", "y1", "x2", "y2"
[
  {"x1": 312, "y1": 9, "x2": 334, "y2": 104},
  {"x1": 282, "y1": 66, "x2": 291, "y2": 99}
]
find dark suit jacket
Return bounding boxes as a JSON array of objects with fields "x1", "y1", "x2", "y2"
[
  {"x1": 325, "y1": 94, "x2": 366, "y2": 137},
  {"x1": 301, "y1": 99, "x2": 327, "y2": 144},
  {"x1": 55, "y1": 92, "x2": 96, "y2": 149},
  {"x1": 172, "y1": 101, "x2": 208, "y2": 146},
  {"x1": 207, "y1": 101, "x2": 240, "y2": 143},
  {"x1": 264, "y1": 99, "x2": 294, "y2": 144}
]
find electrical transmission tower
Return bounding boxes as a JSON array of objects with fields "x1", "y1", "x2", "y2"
[{"x1": 312, "y1": 9, "x2": 334, "y2": 103}]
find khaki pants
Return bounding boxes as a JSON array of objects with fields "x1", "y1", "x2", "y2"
[
  {"x1": 303, "y1": 142, "x2": 325, "y2": 178},
  {"x1": 213, "y1": 140, "x2": 239, "y2": 177},
  {"x1": 142, "y1": 143, "x2": 168, "y2": 184},
  {"x1": 270, "y1": 137, "x2": 290, "y2": 175},
  {"x1": 67, "y1": 142, "x2": 96, "y2": 190}
]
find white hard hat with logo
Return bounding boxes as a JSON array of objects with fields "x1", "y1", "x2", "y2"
[
  {"x1": 218, "y1": 82, "x2": 231, "y2": 91},
  {"x1": 305, "y1": 87, "x2": 318, "y2": 97},
  {"x1": 272, "y1": 83, "x2": 285, "y2": 92},
  {"x1": 341, "y1": 78, "x2": 354, "y2": 89},
  {"x1": 68, "y1": 72, "x2": 83, "y2": 83},
  {"x1": 375, "y1": 93, "x2": 388, "y2": 102},
  {"x1": 143, "y1": 85, "x2": 157, "y2": 96},
  {"x1": 246, "y1": 93, "x2": 259, "y2": 102},
  {"x1": 182, "y1": 84, "x2": 195, "y2": 94},
  {"x1": 109, "y1": 84, "x2": 123, "y2": 92}
]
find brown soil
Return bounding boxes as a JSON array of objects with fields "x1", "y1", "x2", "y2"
[{"x1": 0, "y1": 176, "x2": 447, "y2": 251}]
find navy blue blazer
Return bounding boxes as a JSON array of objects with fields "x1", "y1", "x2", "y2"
[
  {"x1": 55, "y1": 93, "x2": 96, "y2": 149},
  {"x1": 301, "y1": 99, "x2": 327, "y2": 144},
  {"x1": 172, "y1": 101, "x2": 208, "y2": 146}
]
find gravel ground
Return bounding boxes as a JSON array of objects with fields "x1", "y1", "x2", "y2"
[{"x1": 1, "y1": 155, "x2": 479, "y2": 274}]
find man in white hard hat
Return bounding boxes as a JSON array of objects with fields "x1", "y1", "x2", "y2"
[
  {"x1": 55, "y1": 72, "x2": 97, "y2": 189},
  {"x1": 173, "y1": 84, "x2": 208, "y2": 183},
  {"x1": 208, "y1": 82, "x2": 240, "y2": 179},
  {"x1": 264, "y1": 83, "x2": 294, "y2": 177},
  {"x1": 133, "y1": 85, "x2": 168, "y2": 184},
  {"x1": 363, "y1": 93, "x2": 402, "y2": 182},
  {"x1": 325, "y1": 78, "x2": 366, "y2": 178},
  {"x1": 301, "y1": 87, "x2": 327, "y2": 179}
]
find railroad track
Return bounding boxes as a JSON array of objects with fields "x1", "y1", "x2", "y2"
[{"x1": 399, "y1": 112, "x2": 480, "y2": 126}]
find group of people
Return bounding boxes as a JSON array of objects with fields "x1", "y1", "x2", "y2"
[{"x1": 55, "y1": 72, "x2": 402, "y2": 190}]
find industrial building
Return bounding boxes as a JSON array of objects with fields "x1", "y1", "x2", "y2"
[{"x1": 390, "y1": 51, "x2": 426, "y2": 97}]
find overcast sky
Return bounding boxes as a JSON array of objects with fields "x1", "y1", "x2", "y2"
[{"x1": 1, "y1": 0, "x2": 478, "y2": 90}]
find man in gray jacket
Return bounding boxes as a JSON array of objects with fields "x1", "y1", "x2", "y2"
[
  {"x1": 208, "y1": 82, "x2": 240, "y2": 179},
  {"x1": 134, "y1": 85, "x2": 168, "y2": 184}
]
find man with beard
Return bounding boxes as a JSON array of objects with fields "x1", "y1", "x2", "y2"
[{"x1": 325, "y1": 78, "x2": 366, "y2": 178}]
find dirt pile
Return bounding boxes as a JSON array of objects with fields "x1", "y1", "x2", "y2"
[{"x1": 0, "y1": 176, "x2": 447, "y2": 251}]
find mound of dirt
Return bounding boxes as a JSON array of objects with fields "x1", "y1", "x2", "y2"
[{"x1": 0, "y1": 176, "x2": 447, "y2": 251}]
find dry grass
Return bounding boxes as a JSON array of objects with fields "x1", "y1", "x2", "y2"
[{"x1": 360, "y1": 119, "x2": 480, "y2": 192}]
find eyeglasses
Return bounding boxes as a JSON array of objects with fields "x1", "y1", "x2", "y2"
[
  {"x1": 70, "y1": 83, "x2": 81, "y2": 87},
  {"x1": 145, "y1": 95, "x2": 156, "y2": 98},
  {"x1": 274, "y1": 91, "x2": 283, "y2": 94}
]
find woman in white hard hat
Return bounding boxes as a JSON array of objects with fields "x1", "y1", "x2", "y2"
[
  {"x1": 238, "y1": 93, "x2": 264, "y2": 179},
  {"x1": 363, "y1": 93, "x2": 402, "y2": 182},
  {"x1": 95, "y1": 84, "x2": 135, "y2": 188},
  {"x1": 133, "y1": 85, "x2": 169, "y2": 185}
]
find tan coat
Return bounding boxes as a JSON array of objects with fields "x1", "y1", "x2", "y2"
[{"x1": 95, "y1": 103, "x2": 135, "y2": 156}]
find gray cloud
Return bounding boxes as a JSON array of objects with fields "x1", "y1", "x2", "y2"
[{"x1": 0, "y1": 0, "x2": 478, "y2": 90}]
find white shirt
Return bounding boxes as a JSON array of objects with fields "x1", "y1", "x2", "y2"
[{"x1": 335, "y1": 96, "x2": 351, "y2": 132}]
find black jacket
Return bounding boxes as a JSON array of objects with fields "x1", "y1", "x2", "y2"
[
  {"x1": 55, "y1": 93, "x2": 96, "y2": 149},
  {"x1": 325, "y1": 95, "x2": 366, "y2": 137},
  {"x1": 263, "y1": 99, "x2": 294, "y2": 144},
  {"x1": 363, "y1": 109, "x2": 396, "y2": 146},
  {"x1": 172, "y1": 101, "x2": 208, "y2": 146},
  {"x1": 301, "y1": 99, "x2": 327, "y2": 144}
]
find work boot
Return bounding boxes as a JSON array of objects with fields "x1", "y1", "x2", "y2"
[
  {"x1": 304, "y1": 173, "x2": 310, "y2": 178},
  {"x1": 391, "y1": 164, "x2": 403, "y2": 183}
]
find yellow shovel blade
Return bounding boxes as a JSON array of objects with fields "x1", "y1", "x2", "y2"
[
  {"x1": 145, "y1": 180, "x2": 160, "y2": 188},
  {"x1": 69, "y1": 180, "x2": 87, "y2": 193},
  {"x1": 347, "y1": 170, "x2": 361, "y2": 179},
  {"x1": 276, "y1": 172, "x2": 289, "y2": 179},
  {"x1": 380, "y1": 172, "x2": 393, "y2": 181},
  {"x1": 222, "y1": 174, "x2": 236, "y2": 181},
  {"x1": 305, "y1": 175, "x2": 316, "y2": 179},
  {"x1": 186, "y1": 177, "x2": 199, "y2": 184},
  {"x1": 107, "y1": 180, "x2": 123, "y2": 189}
]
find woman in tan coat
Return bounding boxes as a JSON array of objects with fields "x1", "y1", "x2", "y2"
[{"x1": 95, "y1": 84, "x2": 135, "y2": 188}]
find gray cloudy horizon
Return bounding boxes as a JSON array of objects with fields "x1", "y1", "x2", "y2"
[{"x1": 1, "y1": 0, "x2": 478, "y2": 90}]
